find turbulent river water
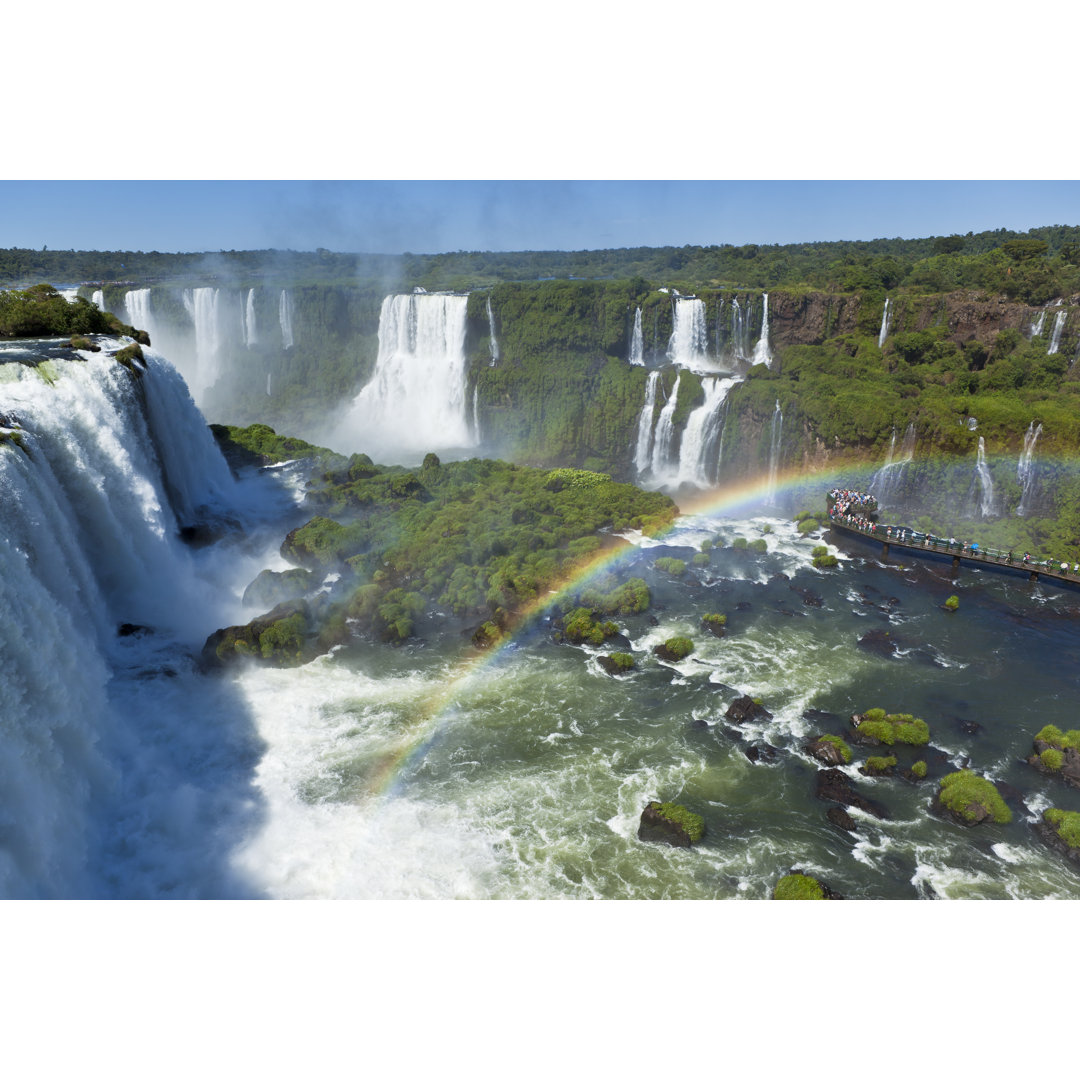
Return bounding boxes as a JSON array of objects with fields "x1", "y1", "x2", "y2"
[{"x1": 3, "y1": 342, "x2": 1080, "y2": 899}]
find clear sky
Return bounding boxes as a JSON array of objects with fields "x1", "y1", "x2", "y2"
[{"x1": 2, "y1": 179, "x2": 1079, "y2": 255}]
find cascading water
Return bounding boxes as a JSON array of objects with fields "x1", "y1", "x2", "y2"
[
  {"x1": 673, "y1": 376, "x2": 738, "y2": 487},
  {"x1": 629, "y1": 307, "x2": 644, "y2": 366},
  {"x1": 1030, "y1": 311, "x2": 1047, "y2": 339},
  {"x1": 279, "y1": 290, "x2": 294, "y2": 350},
  {"x1": 766, "y1": 399, "x2": 783, "y2": 505},
  {"x1": 1016, "y1": 421, "x2": 1043, "y2": 516},
  {"x1": 92, "y1": 289, "x2": 105, "y2": 312},
  {"x1": 878, "y1": 297, "x2": 891, "y2": 348},
  {"x1": 649, "y1": 374, "x2": 680, "y2": 479},
  {"x1": 1048, "y1": 311, "x2": 1066, "y2": 355},
  {"x1": 730, "y1": 297, "x2": 753, "y2": 361},
  {"x1": 486, "y1": 296, "x2": 500, "y2": 367},
  {"x1": 472, "y1": 384, "x2": 480, "y2": 441},
  {"x1": 333, "y1": 293, "x2": 474, "y2": 460},
  {"x1": 244, "y1": 288, "x2": 258, "y2": 348},
  {"x1": 714, "y1": 299, "x2": 725, "y2": 357},
  {"x1": 182, "y1": 287, "x2": 222, "y2": 397},
  {"x1": 972, "y1": 436, "x2": 996, "y2": 518},
  {"x1": 870, "y1": 422, "x2": 916, "y2": 506},
  {"x1": 124, "y1": 288, "x2": 155, "y2": 340},
  {"x1": 667, "y1": 298, "x2": 709, "y2": 367},
  {"x1": 633, "y1": 371, "x2": 660, "y2": 476},
  {"x1": 751, "y1": 293, "x2": 772, "y2": 368}
]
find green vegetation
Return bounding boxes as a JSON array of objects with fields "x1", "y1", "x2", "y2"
[
  {"x1": 692, "y1": 552, "x2": 710, "y2": 567},
  {"x1": 944, "y1": 595, "x2": 960, "y2": 611},
  {"x1": 560, "y1": 607, "x2": 619, "y2": 646},
  {"x1": 731, "y1": 537, "x2": 748, "y2": 550},
  {"x1": 911, "y1": 760, "x2": 928, "y2": 779},
  {"x1": 658, "y1": 637, "x2": 694, "y2": 661},
  {"x1": 1044, "y1": 808, "x2": 1080, "y2": 849},
  {"x1": 811, "y1": 545, "x2": 829, "y2": 558},
  {"x1": 701, "y1": 613, "x2": 727, "y2": 630},
  {"x1": 605, "y1": 652, "x2": 636, "y2": 672},
  {"x1": 864, "y1": 755, "x2": 898, "y2": 773},
  {"x1": 797, "y1": 518, "x2": 821, "y2": 535},
  {"x1": 210, "y1": 423, "x2": 340, "y2": 468},
  {"x1": 579, "y1": 576, "x2": 650, "y2": 615},
  {"x1": 1034, "y1": 725, "x2": 1080, "y2": 751},
  {"x1": 816, "y1": 734, "x2": 852, "y2": 764},
  {"x1": 651, "y1": 802, "x2": 704, "y2": 843},
  {"x1": 748, "y1": 538, "x2": 768, "y2": 554},
  {"x1": 113, "y1": 342, "x2": 144, "y2": 375},
  {"x1": 813, "y1": 553, "x2": 839, "y2": 569},
  {"x1": 1040, "y1": 748, "x2": 1065, "y2": 771},
  {"x1": 937, "y1": 770, "x2": 1013, "y2": 824},
  {"x1": 773, "y1": 873, "x2": 826, "y2": 900},
  {"x1": 654, "y1": 556, "x2": 686, "y2": 576},
  {"x1": 1, "y1": 284, "x2": 123, "y2": 338},
  {"x1": 854, "y1": 710, "x2": 930, "y2": 746}
]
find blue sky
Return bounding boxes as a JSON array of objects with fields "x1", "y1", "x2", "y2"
[{"x1": 2, "y1": 180, "x2": 1078, "y2": 255}]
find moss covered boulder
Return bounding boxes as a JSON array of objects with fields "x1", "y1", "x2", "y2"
[
  {"x1": 1026, "y1": 725, "x2": 1080, "y2": 789},
  {"x1": 725, "y1": 695, "x2": 772, "y2": 724},
  {"x1": 701, "y1": 613, "x2": 727, "y2": 638},
  {"x1": 202, "y1": 598, "x2": 350, "y2": 669},
  {"x1": 932, "y1": 770, "x2": 1012, "y2": 827},
  {"x1": 1035, "y1": 808, "x2": 1080, "y2": 870},
  {"x1": 598, "y1": 651, "x2": 636, "y2": 676},
  {"x1": 772, "y1": 872, "x2": 842, "y2": 900},
  {"x1": 242, "y1": 567, "x2": 315, "y2": 609},
  {"x1": 653, "y1": 636, "x2": 694, "y2": 663},
  {"x1": 638, "y1": 801, "x2": 705, "y2": 848},
  {"x1": 806, "y1": 734, "x2": 852, "y2": 766},
  {"x1": 860, "y1": 755, "x2": 898, "y2": 777},
  {"x1": 850, "y1": 708, "x2": 930, "y2": 747}
]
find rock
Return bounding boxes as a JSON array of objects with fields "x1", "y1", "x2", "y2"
[
  {"x1": 242, "y1": 567, "x2": 315, "y2": 609},
  {"x1": 689, "y1": 718, "x2": 709, "y2": 730},
  {"x1": 743, "y1": 743, "x2": 779, "y2": 764},
  {"x1": 117, "y1": 623, "x2": 150, "y2": 637},
  {"x1": 597, "y1": 654, "x2": 635, "y2": 676},
  {"x1": 637, "y1": 801, "x2": 705, "y2": 848},
  {"x1": 859, "y1": 756, "x2": 898, "y2": 778},
  {"x1": 814, "y1": 768, "x2": 889, "y2": 819},
  {"x1": 772, "y1": 871, "x2": 843, "y2": 899},
  {"x1": 931, "y1": 790, "x2": 991, "y2": 826},
  {"x1": 789, "y1": 584, "x2": 824, "y2": 607},
  {"x1": 1027, "y1": 745, "x2": 1080, "y2": 789},
  {"x1": 725, "y1": 695, "x2": 773, "y2": 724},
  {"x1": 806, "y1": 735, "x2": 851, "y2": 766},
  {"x1": 1034, "y1": 814, "x2": 1080, "y2": 870},
  {"x1": 735, "y1": 601, "x2": 752, "y2": 612},
  {"x1": 857, "y1": 628, "x2": 898, "y2": 658},
  {"x1": 827, "y1": 806, "x2": 858, "y2": 832},
  {"x1": 958, "y1": 718, "x2": 983, "y2": 736}
]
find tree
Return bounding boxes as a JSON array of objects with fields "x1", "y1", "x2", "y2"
[{"x1": 932, "y1": 235, "x2": 965, "y2": 255}]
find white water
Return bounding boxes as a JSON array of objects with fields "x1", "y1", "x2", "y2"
[
  {"x1": 58, "y1": 288, "x2": 80, "y2": 303},
  {"x1": 878, "y1": 297, "x2": 891, "y2": 348},
  {"x1": 92, "y1": 290, "x2": 105, "y2": 312},
  {"x1": 486, "y1": 296, "x2": 499, "y2": 366},
  {"x1": 1030, "y1": 311, "x2": 1047, "y2": 339},
  {"x1": 870, "y1": 422, "x2": 916, "y2": 506},
  {"x1": 182, "y1": 287, "x2": 222, "y2": 397},
  {"x1": 673, "y1": 376, "x2": 738, "y2": 487},
  {"x1": 244, "y1": 288, "x2": 258, "y2": 348},
  {"x1": 124, "y1": 289, "x2": 155, "y2": 340},
  {"x1": 629, "y1": 307, "x2": 644, "y2": 366},
  {"x1": 1048, "y1": 310, "x2": 1066, "y2": 355},
  {"x1": 667, "y1": 298, "x2": 709, "y2": 368},
  {"x1": 279, "y1": 290, "x2": 294, "y2": 350},
  {"x1": 633, "y1": 371, "x2": 660, "y2": 476},
  {"x1": 751, "y1": 293, "x2": 773, "y2": 368},
  {"x1": 766, "y1": 399, "x2": 783, "y2": 504},
  {"x1": 333, "y1": 293, "x2": 475, "y2": 461},
  {"x1": 472, "y1": 384, "x2": 480, "y2": 441},
  {"x1": 1016, "y1": 421, "x2": 1042, "y2": 516},
  {"x1": 974, "y1": 436, "x2": 996, "y2": 517},
  {"x1": 650, "y1": 373, "x2": 680, "y2": 478}
]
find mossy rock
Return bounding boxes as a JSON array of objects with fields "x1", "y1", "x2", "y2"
[
  {"x1": 933, "y1": 770, "x2": 1012, "y2": 826},
  {"x1": 560, "y1": 607, "x2": 619, "y2": 646},
  {"x1": 654, "y1": 556, "x2": 686, "y2": 577},
  {"x1": 653, "y1": 636, "x2": 694, "y2": 662},
  {"x1": 860, "y1": 755, "x2": 898, "y2": 777},
  {"x1": 692, "y1": 552, "x2": 710, "y2": 567},
  {"x1": 797, "y1": 518, "x2": 821, "y2": 535},
  {"x1": 1035, "y1": 808, "x2": 1080, "y2": 869},
  {"x1": 637, "y1": 801, "x2": 705, "y2": 847},
  {"x1": 850, "y1": 709, "x2": 929, "y2": 746},
  {"x1": 944, "y1": 595, "x2": 959, "y2": 611},
  {"x1": 748, "y1": 538, "x2": 768, "y2": 554},
  {"x1": 202, "y1": 600, "x2": 316, "y2": 669},
  {"x1": 69, "y1": 334, "x2": 99, "y2": 352},
  {"x1": 909, "y1": 760, "x2": 928, "y2": 780},
  {"x1": 113, "y1": 341, "x2": 144, "y2": 376},
  {"x1": 242, "y1": 567, "x2": 315, "y2": 609},
  {"x1": 772, "y1": 872, "x2": 841, "y2": 900},
  {"x1": 701, "y1": 612, "x2": 727, "y2": 638},
  {"x1": 1027, "y1": 726, "x2": 1080, "y2": 788},
  {"x1": 598, "y1": 651, "x2": 636, "y2": 675},
  {"x1": 471, "y1": 620, "x2": 504, "y2": 649},
  {"x1": 731, "y1": 537, "x2": 748, "y2": 551},
  {"x1": 813, "y1": 553, "x2": 839, "y2": 569},
  {"x1": 806, "y1": 734, "x2": 852, "y2": 766}
]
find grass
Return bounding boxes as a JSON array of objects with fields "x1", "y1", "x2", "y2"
[
  {"x1": 1044, "y1": 808, "x2": 1080, "y2": 849},
  {"x1": 773, "y1": 873, "x2": 826, "y2": 900},
  {"x1": 938, "y1": 770, "x2": 1012, "y2": 824},
  {"x1": 653, "y1": 802, "x2": 705, "y2": 843}
]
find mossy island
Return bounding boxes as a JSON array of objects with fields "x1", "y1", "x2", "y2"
[
  {"x1": 653, "y1": 636, "x2": 694, "y2": 663},
  {"x1": 638, "y1": 801, "x2": 704, "y2": 848},
  {"x1": 597, "y1": 651, "x2": 636, "y2": 676},
  {"x1": 806, "y1": 733, "x2": 852, "y2": 766},
  {"x1": 850, "y1": 708, "x2": 930, "y2": 747},
  {"x1": 1027, "y1": 725, "x2": 1080, "y2": 788},
  {"x1": 1035, "y1": 808, "x2": 1080, "y2": 869},
  {"x1": 701, "y1": 612, "x2": 727, "y2": 638},
  {"x1": 932, "y1": 770, "x2": 1012, "y2": 827},
  {"x1": 772, "y1": 872, "x2": 841, "y2": 900}
]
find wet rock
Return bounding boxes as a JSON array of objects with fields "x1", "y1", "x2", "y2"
[
  {"x1": 769, "y1": 572, "x2": 790, "y2": 584},
  {"x1": 958, "y1": 718, "x2": 983, "y2": 736},
  {"x1": 790, "y1": 584, "x2": 824, "y2": 607},
  {"x1": 735, "y1": 602, "x2": 752, "y2": 612},
  {"x1": 1028, "y1": 744, "x2": 1080, "y2": 789},
  {"x1": 647, "y1": 615, "x2": 660, "y2": 626},
  {"x1": 806, "y1": 736, "x2": 851, "y2": 766},
  {"x1": 689, "y1": 718, "x2": 710, "y2": 730},
  {"x1": 826, "y1": 806, "x2": 858, "y2": 832},
  {"x1": 1034, "y1": 815, "x2": 1080, "y2": 870},
  {"x1": 637, "y1": 801, "x2": 704, "y2": 848},
  {"x1": 725, "y1": 695, "x2": 773, "y2": 724},
  {"x1": 802, "y1": 708, "x2": 839, "y2": 724},
  {"x1": 744, "y1": 743, "x2": 779, "y2": 764},
  {"x1": 857, "y1": 628, "x2": 898, "y2": 658},
  {"x1": 814, "y1": 768, "x2": 889, "y2": 819},
  {"x1": 117, "y1": 623, "x2": 150, "y2": 637}
]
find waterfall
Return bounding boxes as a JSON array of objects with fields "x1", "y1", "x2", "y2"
[
  {"x1": 650, "y1": 373, "x2": 680, "y2": 479},
  {"x1": 667, "y1": 298, "x2": 709, "y2": 367},
  {"x1": 673, "y1": 376, "x2": 738, "y2": 487},
  {"x1": 1016, "y1": 421, "x2": 1043, "y2": 516},
  {"x1": 766, "y1": 399, "x2": 783, "y2": 505},
  {"x1": 91, "y1": 289, "x2": 105, "y2": 312},
  {"x1": 182, "y1": 287, "x2": 222, "y2": 397},
  {"x1": 633, "y1": 371, "x2": 660, "y2": 476},
  {"x1": 334, "y1": 293, "x2": 474, "y2": 460},
  {"x1": 279, "y1": 290, "x2": 294, "y2": 350},
  {"x1": 58, "y1": 288, "x2": 79, "y2": 303},
  {"x1": 730, "y1": 297, "x2": 753, "y2": 360},
  {"x1": 714, "y1": 299, "x2": 725, "y2": 357},
  {"x1": 629, "y1": 307, "x2": 644, "y2": 366},
  {"x1": 266, "y1": 372, "x2": 272, "y2": 396},
  {"x1": 0, "y1": 345, "x2": 246, "y2": 897},
  {"x1": 870, "y1": 422, "x2": 915, "y2": 506},
  {"x1": 486, "y1": 296, "x2": 500, "y2": 367},
  {"x1": 244, "y1": 288, "x2": 258, "y2": 348},
  {"x1": 472, "y1": 384, "x2": 481, "y2": 441},
  {"x1": 751, "y1": 293, "x2": 772, "y2": 368},
  {"x1": 1048, "y1": 310, "x2": 1066, "y2": 355},
  {"x1": 1030, "y1": 311, "x2": 1047, "y2": 339},
  {"x1": 878, "y1": 297, "x2": 891, "y2": 348},
  {"x1": 124, "y1": 288, "x2": 154, "y2": 339},
  {"x1": 973, "y1": 436, "x2": 996, "y2": 517}
]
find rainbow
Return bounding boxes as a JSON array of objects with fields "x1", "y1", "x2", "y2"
[{"x1": 365, "y1": 461, "x2": 869, "y2": 801}]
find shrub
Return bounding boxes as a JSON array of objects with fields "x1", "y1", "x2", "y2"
[
  {"x1": 794, "y1": 510, "x2": 814, "y2": 522},
  {"x1": 938, "y1": 770, "x2": 1012, "y2": 824},
  {"x1": 911, "y1": 760, "x2": 928, "y2": 779},
  {"x1": 693, "y1": 552, "x2": 710, "y2": 567},
  {"x1": 1034, "y1": 725, "x2": 1080, "y2": 751},
  {"x1": 1040, "y1": 747, "x2": 1065, "y2": 771},
  {"x1": 865, "y1": 755, "x2": 898, "y2": 772},
  {"x1": 813, "y1": 554, "x2": 839, "y2": 568},
  {"x1": 606, "y1": 651, "x2": 636, "y2": 672},
  {"x1": 773, "y1": 873, "x2": 825, "y2": 900},
  {"x1": 702, "y1": 613, "x2": 727, "y2": 629},
  {"x1": 817, "y1": 734, "x2": 852, "y2": 764},
  {"x1": 798, "y1": 518, "x2": 820, "y2": 535},
  {"x1": 654, "y1": 556, "x2": 686, "y2": 576},
  {"x1": 731, "y1": 537, "x2": 748, "y2": 550},
  {"x1": 811, "y1": 545, "x2": 829, "y2": 558},
  {"x1": 700, "y1": 538, "x2": 714, "y2": 552},
  {"x1": 944, "y1": 595, "x2": 959, "y2": 611},
  {"x1": 661, "y1": 636, "x2": 694, "y2": 660},
  {"x1": 562, "y1": 607, "x2": 618, "y2": 646},
  {"x1": 1044, "y1": 808, "x2": 1080, "y2": 849},
  {"x1": 761, "y1": 524, "x2": 773, "y2": 535},
  {"x1": 748, "y1": 538, "x2": 768, "y2": 554},
  {"x1": 855, "y1": 710, "x2": 930, "y2": 746}
]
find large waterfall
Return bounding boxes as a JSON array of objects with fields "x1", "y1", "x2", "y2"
[
  {"x1": 333, "y1": 293, "x2": 475, "y2": 460},
  {"x1": 878, "y1": 297, "x2": 891, "y2": 348},
  {"x1": 124, "y1": 288, "x2": 155, "y2": 341},
  {"x1": 751, "y1": 293, "x2": 772, "y2": 368},
  {"x1": 279, "y1": 290, "x2": 294, "y2": 350},
  {"x1": 486, "y1": 296, "x2": 500, "y2": 366},
  {"x1": 667, "y1": 298, "x2": 709, "y2": 367},
  {"x1": 182, "y1": 287, "x2": 222, "y2": 397},
  {"x1": 649, "y1": 374, "x2": 681, "y2": 478},
  {"x1": 243, "y1": 288, "x2": 258, "y2": 348},
  {"x1": 633, "y1": 371, "x2": 660, "y2": 475},
  {"x1": 672, "y1": 376, "x2": 738, "y2": 487},
  {"x1": 629, "y1": 307, "x2": 644, "y2": 366},
  {"x1": 971, "y1": 436, "x2": 996, "y2": 518},
  {"x1": 766, "y1": 400, "x2": 783, "y2": 505},
  {"x1": 870, "y1": 422, "x2": 916, "y2": 506},
  {"x1": 1017, "y1": 421, "x2": 1043, "y2": 516},
  {"x1": 1048, "y1": 310, "x2": 1066, "y2": 355},
  {"x1": 0, "y1": 341, "x2": 271, "y2": 897},
  {"x1": 730, "y1": 297, "x2": 753, "y2": 361}
]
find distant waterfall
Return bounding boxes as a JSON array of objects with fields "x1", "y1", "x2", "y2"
[
  {"x1": 751, "y1": 293, "x2": 772, "y2": 368},
  {"x1": 124, "y1": 289, "x2": 154, "y2": 339},
  {"x1": 674, "y1": 376, "x2": 738, "y2": 487},
  {"x1": 472, "y1": 384, "x2": 481, "y2": 441},
  {"x1": 1016, "y1": 421, "x2": 1043, "y2": 516},
  {"x1": 667, "y1": 298, "x2": 709, "y2": 367},
  {"x1": 244, "y1": 288, "x2": 258, "y2": 348},
  {"x1": 766, "y1": 400, "x2": 783, "y2": 505},
  {"x1": 1048, "y1": 311, "x2": 1066, "y2": 355},
  {"x1": 650, "y1": 374, "x2": 681, "y2": 478},
  {"x1": 335, "y1": 293, "x2": 474, "y2": 460},
  {"x1": 730, "y1": 298, "x2": 753, "y2": 360},
  {"x1": 279, "y1": 290, "x2": 294, "y2": 350},
  {"x1": 633, "y1": 371, "x2": 660, "y2": 476},
  {"x1": 266, "y1": 372, "x2": 272, "y2": 397},
  {"x1": 629, "y1": 307, "x2": 644, "y2": 366},
  {"x1": 971, "y1": 437, "x2": 996, "y2": 518},
  {"x1": 486, "y1": 297, "x2": 500, "y2": 367},
  {"x1": 870, "y1": 422, "x2": 916, "y2": 506},
  {"x1": 1030, "y1": 311, "x2": 1047, "y2": 339},
  {"x1": 713, "y1": 299, "x2": 725, "y2": 357},
  {"x1": 878, "y1": 297, "x2": 891, "y2": 348},
  {"x1": 58, "y1": 288, "x2": 79, "y2": 303},
  {"x1": 91, "y1": 289, "x2": 105, "y2": 312},
  {"x1": 182, "y1": 287, "x2": 221, "y2": 396}
]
